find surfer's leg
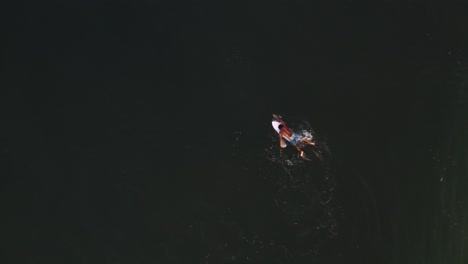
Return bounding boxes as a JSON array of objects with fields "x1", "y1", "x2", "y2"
[
  {"x1": 301, "y1": 138, "x2": 316, "y2": 146},
  {"x1": 294, "y1": 145, "x2": 305, "y2": 157}
]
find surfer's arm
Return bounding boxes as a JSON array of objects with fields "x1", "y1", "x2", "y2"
[{"x1": 278, "y1": 132, "x2": 287, "y2": 148}]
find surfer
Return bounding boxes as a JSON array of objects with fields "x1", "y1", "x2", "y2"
[{"x1": 272, "y1": 114, "x2": 315, "y2": 158}]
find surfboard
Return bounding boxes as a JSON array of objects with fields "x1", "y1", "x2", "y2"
[{"x1": 272, "y1": 120, "x2": 291, "y2": 146}]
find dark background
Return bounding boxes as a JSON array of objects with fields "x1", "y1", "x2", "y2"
[{"x1": 1, "y1": 0, "x2": 467, "y2": 263}]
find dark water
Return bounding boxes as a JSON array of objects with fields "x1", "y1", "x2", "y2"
[{"x1": 1, "y1": 1, "x2": 467, "y2": 263}]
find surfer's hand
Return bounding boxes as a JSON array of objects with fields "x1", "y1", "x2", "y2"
[{"x1": 280, "y1": 141, "x2": 287, "y2": 148}]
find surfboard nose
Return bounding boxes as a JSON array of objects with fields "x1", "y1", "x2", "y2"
[{"x1": 272, "y1": 120, "x2": 281, "y2": 133}]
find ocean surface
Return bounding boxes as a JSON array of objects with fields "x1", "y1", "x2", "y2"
[{"x1": 1, "y1": 1, "x2": 467, "y2": 263}]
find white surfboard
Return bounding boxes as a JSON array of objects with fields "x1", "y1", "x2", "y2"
[{"x1": 272, "y1": 120, "x2": 289, "y2": 148}]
